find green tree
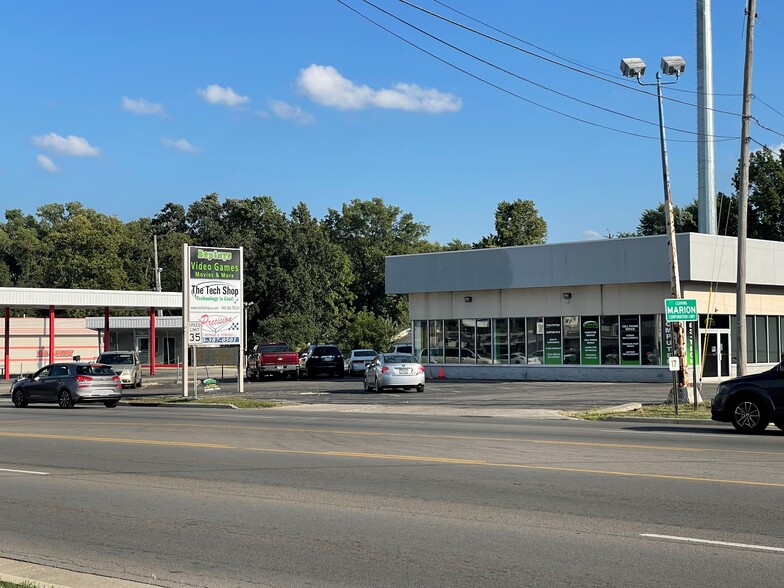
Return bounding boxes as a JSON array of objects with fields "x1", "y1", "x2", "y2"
[
  {"x1": 338, "y1": 309, "x2": 397, "y2": 352},
  {"x1": 636, "y1": 202, "x2": 697, "y2": 236},
  {"x1": 735, "y1": 146, "x2": 784, "y2": 241},
  {"x1": 323, "y1": 197, "x2": 430, "y2": 328},
  {"x1": 475, "y1": 199, "x2": 547, "y2": 248}
]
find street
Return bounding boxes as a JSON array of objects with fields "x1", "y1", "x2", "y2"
[{"x1": 0, "y1": 397, "x2": 782, "y2": 587}]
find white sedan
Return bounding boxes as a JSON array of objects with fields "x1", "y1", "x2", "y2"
[{"x1": 363, "y1": 353, "x2": 425, "y2": 393}]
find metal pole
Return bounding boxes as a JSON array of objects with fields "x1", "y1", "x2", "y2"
[
  {"x1": 656, "y1": 71, "x2": 689, "y2": 391},
  {"x1": 736, "y1": 0, "x2": 756, "y2": 377},
  {"x1": 697, "y1": 0, "x2": 717, "y2": 234}
]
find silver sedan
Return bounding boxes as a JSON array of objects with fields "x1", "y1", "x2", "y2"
[{"x1": 363, "y1": 353, "x2": 425, "y2": 393}]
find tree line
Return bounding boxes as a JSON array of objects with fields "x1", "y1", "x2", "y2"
[{"x1": 0, "y1": 195, "x2": 547, "y2": 353}]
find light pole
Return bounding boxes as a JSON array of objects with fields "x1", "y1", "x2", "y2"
[
  {"x1": 243, "y1": 301, "x2": 255, "y2": 352},
  {"x1": 620, "y1": 56, "x2": 691, "y2": 400}
]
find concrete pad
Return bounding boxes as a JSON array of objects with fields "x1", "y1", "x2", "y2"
[{"x1": 0, "y1": 557, "x2": 156, "y2": 587}]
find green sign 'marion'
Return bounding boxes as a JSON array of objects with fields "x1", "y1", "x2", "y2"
[{"x1": 664, "y1": 298, "x2": 697, "y2": 321}]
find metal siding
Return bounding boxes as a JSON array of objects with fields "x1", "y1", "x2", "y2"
[{"x1": 0, "y1": 287, "x2": 182, "y2": 309}]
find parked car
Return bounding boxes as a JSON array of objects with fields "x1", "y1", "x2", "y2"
[
  {"x1": 419, "y1": 348, "x2": 498, "y2": 364},
  {"x1": 390, "y1": 344, "x2": 413, "y2": 354},
  {"x1": 345, "y1": 349, "x2": 378, "y2": 375},
  {"x1": 300, "y1": 345, "x2": 345, "y2": 378},
  {"x1": 364, "y1": 353, "x2": 425, "y2": 393},
  {"x1": 245, "y1": 342, "x2": 299, "y2": 381},
  {"x1": 711, "y1": 360, "x2": 784, "y2": 433},
  {"x1": 96, "y1": 350, "x2": 143, "y2": 388},
  {"x1": 10, "y1": 362, "x2": 123, "y2": 408}
]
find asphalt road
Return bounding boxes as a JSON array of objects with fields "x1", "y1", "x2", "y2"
[
  {"x1": 125, "y1": 373, "x2": 713, "y2": 410},
  {"x1": 0, "y1": 401, "x2": 781, "y2": 587}
]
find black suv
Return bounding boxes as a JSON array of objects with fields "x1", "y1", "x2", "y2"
[
  {"x1": 711, "y1": 360, "x2": 784, "y2": 433},
  {"x1": 300, "y1": 345, "x2": 345, "y2": 378}
]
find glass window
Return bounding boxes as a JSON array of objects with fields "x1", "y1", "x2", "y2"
[
  {"x1": 424, "y1": 320, "x2": 444, "y2": 363},
  {"x1": 509, "y1": 318, "x2": 526, "y2": 364},
  {"x1": 543, "y1": 317, "x2": 563, "y2": 365},
  {"x1": 562, "y1": 316, "x2": 580, "y2": 364},
  {"x1": 460, "y1": 319, "x2": 476, "y2": 364},
  {"x1": 413, "y1": 320, "x2": 427, "y2": 360},
  {"x1": 620, "y1": 315, "x2": 640, "y2": 365},
  {"x1": 525, "y1": 318, "x2": 543, "y2": 364},
  {"x1": 493, "y1": 319, "x2": 509, "y2": 364},
  {"x1": 730, "y1": 315, "x2": 737, "y2": 364},
  {"x1": 768, "y1": 317, "x2": 779, "y2": 363},
  {"x1": 580, "y1": 316, "x2": 600, "y2": 365},
  {"x1": 476, "y1": 319, "x2": 492, "y2": 363},
  {"x1": 755, "y1": 316, "x2": 766, "y2": 364},
  {"x1": 601, "y1": 315, "x2": 619, "y2": 365},
  {"x1": 640, "y1": 315, "x2": 660, "y2": 365},
  {"x1": 444, "y1": 320, "x2": 459, "y2": 364}
]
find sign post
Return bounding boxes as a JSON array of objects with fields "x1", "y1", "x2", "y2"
[{"x1": 664, "y1": 298, "x2": 698, "y2": 407}]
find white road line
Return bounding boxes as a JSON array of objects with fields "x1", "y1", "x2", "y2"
[
  {"x1": 641, "y1": 534, "x2": 784, "y2": 553},
  {"x1": 0, "y1": 468, "x2": 49, "y2": 475}
]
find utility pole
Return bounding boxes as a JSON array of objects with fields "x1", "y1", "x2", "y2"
[
  {"x1": 656, "y1": 71, "x2": 689, "y2": 391},
  {"x1": 736, "y1": 0, "x2": 756, "y2": 377}
]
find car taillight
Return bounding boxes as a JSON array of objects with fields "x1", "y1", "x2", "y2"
[
  {"x1": 381, "y1": 366, "x2": 389, "y2": 374},
  {"x1": 112, "y1": 376, "x2": 120, "y2": 382},
  {"x1": 75, "y1": 375, "x2": 92, "y2": 382},
  {"x1": 417, "y1": 365, "x2": 425, "y2": 373}
]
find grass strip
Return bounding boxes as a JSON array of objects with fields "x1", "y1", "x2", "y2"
[
  {"x1": 125, "y1": 396, "x2": 280, "y2": 408},
  {"x1": 568, "y1": 400, "x2": 712, "y2": 421}
]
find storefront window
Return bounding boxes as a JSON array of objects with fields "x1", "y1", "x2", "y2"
[
  {"x1": 563, "y1": 316, "x2": 580, "y2": 364},
  {"x1": 493, "y1": 318, "x2": 509, "y2": 364},
  {"x1": 543, "y1": 317, "x2": 562, "y2": 365},
  {"x1": 476, "y1": 319, "x2": 492, "y2": 363},
  {"x1": 756, "y1": 316, "x2": 768, "y2": 364},
  {"x1": 444, "y1": 319, "x2": 459, "y2": 363},
  {"x1": 509, "y1": 318, "x2": 526, "y2": 363},
  {"x1": 620, "y1": 315, "x2": 640, "y2": 365},
  {"x1": 640, "y1": 315, "x2": 659, "y2": 365},
  {"x1": 768, "y1": 317, "x2": 779, "y2": 363},
  {"x1": 580, "y1": 316, "x2": 600, "y2": 365},
  {"x1": 426, "y1": 320, "x2": 444, "y2": 363},
  {"x1": 601, "y1": 315, "x2": 619, "y2": 365},
  {"x1": 525, "y1": 318, "x2": 543, "y2": 364},
  {"x1": 748, "y1": 316, "x2": 755, "y2": 364},
  {"x1": 413, "y1": 320, "x2": 427, "y2": 361},
  {"x1": 460, "y1": 319, "x2": 476, "y2": 364}
]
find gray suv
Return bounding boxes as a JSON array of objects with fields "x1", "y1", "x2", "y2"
[
  {"x1": 711, "y1": 360, "x2": 784, "y2": 433},
  {"x1": 96, "y1": 350, "x2": 143, "y2": 388}
]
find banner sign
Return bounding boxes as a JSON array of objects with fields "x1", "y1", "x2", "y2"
[{"x1": 186, "y1": 246, "x2": 242, "y2": 345}]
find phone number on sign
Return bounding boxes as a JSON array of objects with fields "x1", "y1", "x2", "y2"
[{"x1": 203, "y1": 337, "x2": 240, "y2": 344}]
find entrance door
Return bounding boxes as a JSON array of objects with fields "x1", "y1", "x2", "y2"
[
  {"x1": 162, "y1": 337, "x2": 175, "y2": 364},
  {"x1": 135, "y1": 335, "x2": 149, "y2": 364},
  {"x1": 701, "y1": 330, "x2": 730, "y2": 378}
]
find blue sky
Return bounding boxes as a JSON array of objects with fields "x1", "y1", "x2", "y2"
[{"x1": 2, "y1": 1, "x2": 783, "y2": 245}]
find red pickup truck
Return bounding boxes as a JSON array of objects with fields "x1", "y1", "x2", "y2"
[{"x1": 245, "y1": 342, "x2": 300, "y2": 381}]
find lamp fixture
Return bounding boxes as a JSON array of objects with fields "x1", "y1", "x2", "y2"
[
  {"x1": 464, "y1": 296, "x2": 473, "y2": 303},
  {"x1": 562, "y1": 292, "x2": 572, "y2": 300}
]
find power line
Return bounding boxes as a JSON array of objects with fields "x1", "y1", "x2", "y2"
[
  {"x1": 337, "y1": 0, "x2": 739, "y2": 143},
  {"x1": 754, "y1": 95, "x2": 784, "y2": 120},
  {"x1": 431, "y1": 0, "x2": 743, "y2": 98},
  {"x1": 358, "y1": 0, "x2": 735, "y2": 139},
  {"x1": 396, "y1": 0, "x2": 744, "y2": 117}
]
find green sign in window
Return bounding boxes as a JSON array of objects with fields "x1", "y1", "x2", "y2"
[{"x1": 665, "y1": 298, "x2": 697, "y2": 321}]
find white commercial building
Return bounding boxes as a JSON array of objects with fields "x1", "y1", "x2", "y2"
[{"x1": 385, "y1": 234, "x2": 784, "y2": 383}]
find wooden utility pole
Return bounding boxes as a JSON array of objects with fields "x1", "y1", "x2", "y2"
[{"x1": 736, "y1": 0, "x2": 756, "y2": 376}]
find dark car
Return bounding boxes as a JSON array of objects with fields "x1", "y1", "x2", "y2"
[
  {"x1": 10, "y1": 362, "x2": 123, "y2": 409},
  {"x1": 711, "y1": 360, "x2": 784, "y2": 433},
  {"x1": 300, "y1": 345, "x2": 345, "y2": 378}
]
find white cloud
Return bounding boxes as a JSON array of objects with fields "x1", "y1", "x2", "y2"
[
  {"x1": 36, "y1": 154, "x2": 59, "y2": 173},
  {"x1": 197, "y1": 84, "x2": 250, "y2": 107},
  {"x1": 582, "y1": 230, "x2": 607, "y2": 240},
  {"x1": 267, "y1": 99, "x2": 314, "y2": 124},
  {"x1": 162, "y1": 138, "x2": 200, "y2": 154},
  {"x1": 122, "y1": 97, "x2": 165, "y2": 115},
  {"x1": 32, "y1": 133, "x2": 100, "y2": 157},
  {"x1": 296, "y1": 64, "x2": 461, "y2": 113}
]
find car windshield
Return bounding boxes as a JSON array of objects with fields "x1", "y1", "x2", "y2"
[
  {"x1": 99, "y1": 353, "x2": 133, "y2": 364},
  {"x1": 258, "y1": 345, "x2": 292, "y2": 353},
  {"x1": 384, "y1": 354, "x2": 416, "y2": 364},
  {"x1": 355, "y1": 350, "x2": 376, "y2": 357},
  {"x1": 314, "y1": 346, "x2": 340, "y2": 355}
]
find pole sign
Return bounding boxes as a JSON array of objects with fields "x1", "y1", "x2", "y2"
[
  {"x1": 664, "y1": 298, "x2": 697, "y2": 322},
  {"x1": 186, "y1": 246, "x2": 243, "y2": 345}
]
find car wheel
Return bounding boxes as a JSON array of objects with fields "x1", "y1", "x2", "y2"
[
  {"x1": 416, "y1": 384, "x2": 425, "y2": 393},
  {"x1": 104, "y1": 400, "x2": 119, "y2": 408},
  {"x1": 336, "y1": 368, "x2": 345, "y2": 379},
  {"x1": 12, "y1": 389, "x2": 28, "y2": 408},
  {"x1": 58, "y1": 389, "x2": 74, "y2": 409},
  {"x1": 290, "y1": 371, "x2": 298, "y2": 381},
  {"x1": 375, "y1": 377, "x2": 383, "y2": 393},
  {"x1": 731, "y1": 397, "x2": 769, "y2": 434},
  {"x1": 363, "y1": 378, "x2": 369, "y2": 392}
]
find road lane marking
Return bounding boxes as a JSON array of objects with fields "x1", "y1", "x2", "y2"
[
  {"x1": 0, "y1": 467, "x2": 49, "y2": 475},
  {"x1": 1, "y1": 431, "x2": 783, "y2": 487},
  {"x1": 0, "y1": 432, "x2": 233, "y2": 449},
  {"x1": 640, "y1": 534, "x2": 784, "y2": 553}
]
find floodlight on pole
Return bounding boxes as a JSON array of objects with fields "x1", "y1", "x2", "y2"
[{"x1": 620, "y1": 55, "x2": 691, "y2": 400}]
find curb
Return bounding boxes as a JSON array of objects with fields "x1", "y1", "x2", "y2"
[
  {"x1": 120, "y1": 401, "x2": 238, "y2": 409},
  {"x1": 606, "y1": 416, "x2": 718, "y2": 425}
]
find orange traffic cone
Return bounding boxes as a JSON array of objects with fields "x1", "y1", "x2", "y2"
[{"x1": 438, "y1": 367, "x2": 446, "y2": 379}]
